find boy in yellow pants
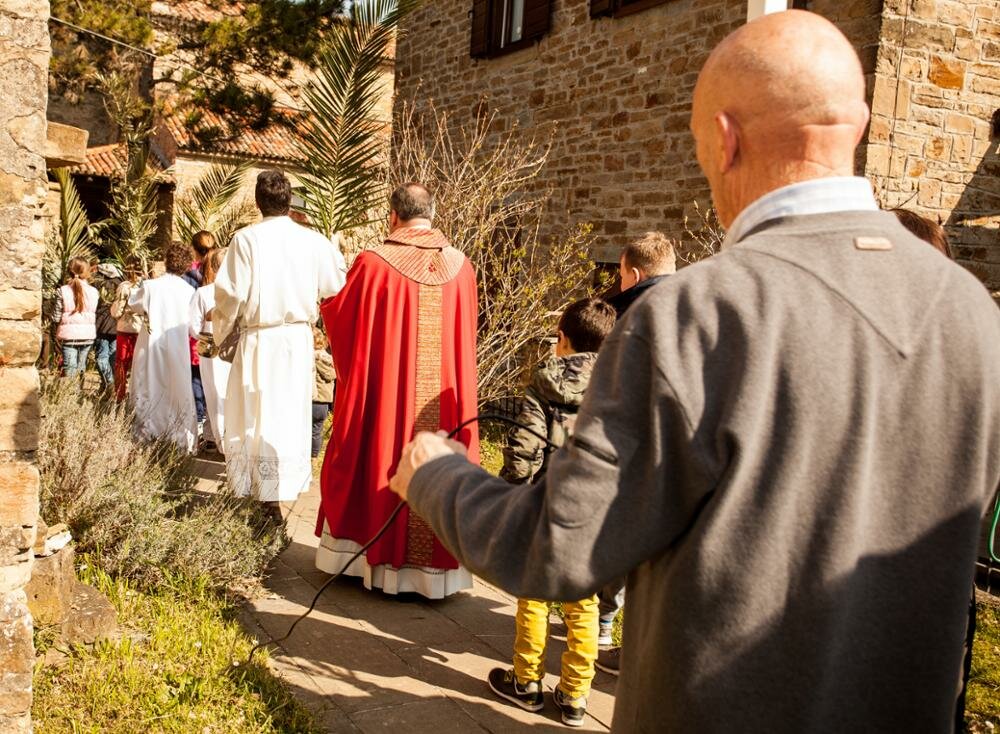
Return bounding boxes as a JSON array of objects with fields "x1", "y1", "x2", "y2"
[{"x1": 487, "y1": 297, "x2": 616, "y2": 727}]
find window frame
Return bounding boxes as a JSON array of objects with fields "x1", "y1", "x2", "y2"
[{"x1": 471, "y1": 0, "x2": 552, "y2": 60}]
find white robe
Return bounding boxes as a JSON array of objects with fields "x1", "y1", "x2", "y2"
[
  {"x1": 215, "y1": 216, "x2": 346, "y2": 501},
  {"x1": 189, "y1": 284, "x2": 230, "y2": 450},
  {"x1": 128, "y1": 274, "x2": 198, "y2": 452}
]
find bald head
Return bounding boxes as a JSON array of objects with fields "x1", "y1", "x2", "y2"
[{"x1": 691, "y1": 11, "x2": 870, "y2": 227}]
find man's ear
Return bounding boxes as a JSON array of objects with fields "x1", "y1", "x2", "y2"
[
  {"x1": 715, "y1": 111, "x2": 740, "y2": 174},
  {"x1": 632, "y1": 267, "x2": 643, "y2": 284}
]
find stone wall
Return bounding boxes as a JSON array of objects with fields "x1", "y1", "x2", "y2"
[
  {"x1": 394, "y1": 1, "x2": 892, "y2": 263},
  {"x1": 866, "y1": 0, "x2": 1000, "y2": 288},
  {"x1": 394, "y1": 0, "x2": 747, "y2": 263},
  {"x1": 0, "y1": 0, "x2": 50, "y2": 730}
]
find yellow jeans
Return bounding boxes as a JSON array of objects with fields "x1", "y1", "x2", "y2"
[{"x1": 512, "y1": 595, "x2": 598, "y2": 699}]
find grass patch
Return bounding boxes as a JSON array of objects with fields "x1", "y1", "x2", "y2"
[
  {"x1": 969, "y1": 597, "x2": 1000, "y2": 729},
  {"x1": 34, "y1": 560, "x2": 319, "y2": 734}
]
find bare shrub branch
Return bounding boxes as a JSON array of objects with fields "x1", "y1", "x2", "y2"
[{"x1": 379, "y1": 100, "x2": 600, "y2": 403}]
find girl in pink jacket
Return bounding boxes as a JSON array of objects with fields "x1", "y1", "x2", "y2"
[{"x1": 53, "y1": 257, "x2": 99, "y2": 377}]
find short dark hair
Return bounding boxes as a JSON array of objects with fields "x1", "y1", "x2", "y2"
[
  {"x1": 256, "y1": 169, "x2": 292, "y2": 216},
  {"x1": 390, "y1": 182, "x2": 435, "y2": 221},
  {"x1": 892, "y1": 208, "x2": 952, "y2": 259},
  {"x1": 558, "y1": 297, "x2": 617, "y2": 354},
  {"x1": 165, "y1": 245, "x2": 190, "y2": 276}
]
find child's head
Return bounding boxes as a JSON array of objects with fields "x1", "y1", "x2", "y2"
[
  {"x1": 620, "y1": 232, "x2": 677, "y2": 291},
  {"x1": 891, "y1": 208, "x2": 952, "y2": 259},
  {"x1": 312, "y1": 325, "x2": 327, "y2": 351},
  {"x1": 556, "y1": 297, "x2": 616, "y2": 356},
  {"x1": 201, "y1": 247, "x2": 228, "y2": 286},
  {"x1": 191, "y1": 230, "x2": 215, "y2": 261},
  {"x1": 165, "y1": 245, "x2": 191, "y2": 276}
]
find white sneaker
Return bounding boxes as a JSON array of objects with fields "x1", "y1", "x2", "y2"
[{"x1": 598, "y1": 622, "x2": 614, "y2": 647}]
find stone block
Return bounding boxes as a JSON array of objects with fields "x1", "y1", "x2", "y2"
[
  {"x1": 0, "y1": 561, "x2": 31, "y2": 595},
  {"x1": 928, "y1": 55, "x2": 966, "y2": 89},
  {"x1": 24, "y1": 546, "x2": 75, "y2": 627},
  {"x1": 0, "y1": 366, "x2": 39, "y2": 453},
  {"x1": 0, "y1": 288, "x2": 39, "y2": 321},
  {"x1": 62, "y1": 581, "x2": 118, "y2": 645},
  {"x1": 0, "y1": 712, "x2": 30, "y2": 734},
  {"x1": 0, "y1": 462, "x2": 37, "y2": 529},
  {"x1": 0, "y1": 591, "x2": 33, "y2": 677},
  {"x1": 0, "y1": 674, "x2": 31, "y2": 715},
  {"x1": 945, "y1": 113, "x2": 977, "y2": 134},
  {"x1": 43, "y1": 121, "x2": 88, "y2": 168},
  {"x1": 0, "y1": 319, "x2": 41, "y2": 366}
]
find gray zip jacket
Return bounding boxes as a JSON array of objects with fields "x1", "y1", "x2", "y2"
[{"x1": 409, "y1": 211, "x2": 1000, "y2": 733}]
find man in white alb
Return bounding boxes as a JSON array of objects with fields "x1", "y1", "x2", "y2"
[{"x1": 214, "y1": 170, "x2": 346, "y2": 511}]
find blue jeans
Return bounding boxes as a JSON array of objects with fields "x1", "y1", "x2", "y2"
[
  {"x1": 61, "y1": 343, "x2": 93, "y2": 377},
  {"x1": 94, "y1": 335, "x2": 116, "y2": 390},
  {"x1": 312, "y1": 402, "x2": 330, "y2": 457}
]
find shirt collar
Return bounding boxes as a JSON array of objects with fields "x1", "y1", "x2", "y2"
[{"x1": 722, "y1": 176, "x2": 879, "y2": 249}]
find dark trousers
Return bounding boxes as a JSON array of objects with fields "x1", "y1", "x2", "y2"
[
  {"x1": 94, "y1": 334, "x2": 116, "y2": 390},
  {"x1": 192, "y1": 364, "x2": 207, "y2": 422},
  {"x1": 312, "y1": 402, "x2": 330, "y2": 457}
]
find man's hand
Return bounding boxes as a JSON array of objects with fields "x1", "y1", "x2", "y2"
[{"x1": 390, "y1": 431, "x2": 468, "y2": 502}]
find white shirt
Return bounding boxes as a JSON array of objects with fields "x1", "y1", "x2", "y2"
[{"x1": 723, "y1": 176, "x2": 879, "y2": 249}]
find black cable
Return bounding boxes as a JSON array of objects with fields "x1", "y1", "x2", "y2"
[{"x1": 243, "y1": 413, "x2": 556, "y2": 664}]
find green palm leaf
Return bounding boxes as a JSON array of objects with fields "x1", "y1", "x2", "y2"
[
  {"x1": 176, "y1": 161, "x2": 256, "y2": 246},
  {"x1": 46, "y1": 168, "x2": 101, "y2": 294},
  {"x1": 297, "y1": 0, "x2": 420, "y2": 238}
]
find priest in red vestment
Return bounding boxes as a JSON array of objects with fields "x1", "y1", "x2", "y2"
[{"x1": 315, "y1": 183, "x2": 480, "y2": 598}]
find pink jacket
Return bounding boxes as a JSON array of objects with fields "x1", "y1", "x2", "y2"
[{"x1": 56, "y1": 283, "x2": 99, "y2": 342}]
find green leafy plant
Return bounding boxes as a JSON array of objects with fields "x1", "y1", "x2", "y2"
[
  {"x1": 44, "y1": 168, "x2": 104, "y2": 302},
  {"x1": 175, "y1": 162, "x2": 257, "y2": 247},
  {"x1": 99, "y1": 71, "x2": 169, "y2": 273},
  {"x1": 296, "y1": 0, "x2": 420, "y2": 238}
]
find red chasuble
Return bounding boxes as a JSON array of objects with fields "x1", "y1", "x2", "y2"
[{"x1": 316, "y1": 227, "x2": 479, "y2": 575}]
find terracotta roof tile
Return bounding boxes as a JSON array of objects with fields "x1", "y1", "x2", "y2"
[
  {"x1": 161, "y1": 106, "x2": 308, "y2": 164},
  {"x1": 70, "y1": 143, "x2": 170, "y2": 179},
  {"x1": 150, "y1": 1, "x2": 245, "y2": 24}
]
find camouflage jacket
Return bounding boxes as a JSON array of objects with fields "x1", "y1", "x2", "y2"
[{"x1": 500, "y1": 352, "x2": 598, "y2": 484}]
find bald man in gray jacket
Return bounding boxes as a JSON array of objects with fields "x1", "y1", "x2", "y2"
[{"x1": 390, "y1": 11, "x2": 1000, "y2": 733}]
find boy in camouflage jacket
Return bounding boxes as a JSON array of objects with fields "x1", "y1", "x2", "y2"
[{"x1": 489, "y1": 297, "x2": 616, "y2": 727}]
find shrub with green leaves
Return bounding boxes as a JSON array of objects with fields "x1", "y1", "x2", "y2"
[{"x1": 37, "y1": 379, "x2": 284, "y2": 591}]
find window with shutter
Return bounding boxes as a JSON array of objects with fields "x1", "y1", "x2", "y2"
[{"x1": 469, "y1": 0, "x2": 552, "y2": 59}]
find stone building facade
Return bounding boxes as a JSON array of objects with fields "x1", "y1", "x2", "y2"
[
  {"x1": 0, "y1": 0, "x2": 50, "y2": 730},
  {"x1": 394, "y1": 0, "x2": 1000, "y2": 287},
  {"x1": 865, "y1": 0, "x2": 1000, "y2": 287}
]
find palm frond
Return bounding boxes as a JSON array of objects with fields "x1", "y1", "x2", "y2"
[
  {"x1": 296, "y1": 0, "x2": 420, "y2": 238},
  {"x1": 175, "y1": 161, "x2": 255, "y2": 246},
  {"x1": 46, "y1": 169, "x2": 99, "y2": 294}
]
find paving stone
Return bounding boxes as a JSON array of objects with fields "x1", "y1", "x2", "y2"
[
  {"x1": 350, "y1": 697, "x2": 488, "y2": 733},
  {"x1": 225, "y1": 476, "x2": 617, "y2": 732}
]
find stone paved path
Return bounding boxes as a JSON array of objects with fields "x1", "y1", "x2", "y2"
[{"x1": 190, "y1": 459, "x2": 616, "y2": 732}]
